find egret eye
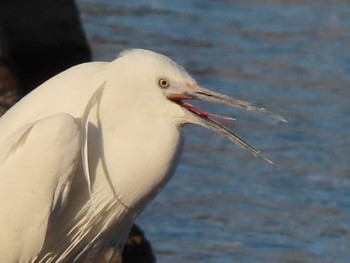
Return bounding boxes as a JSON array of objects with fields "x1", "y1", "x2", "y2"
[{"x1": 158, "y1": 78, "x2": 170, "y2": 89}]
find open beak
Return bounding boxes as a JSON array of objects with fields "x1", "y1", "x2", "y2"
[{"x1": 167, "y1": 84, "x2": 287, "y2": 164}]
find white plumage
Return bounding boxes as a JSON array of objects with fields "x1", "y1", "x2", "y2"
[{"x1": 0, "y1": 49, "x2": 285, "y2": 262}]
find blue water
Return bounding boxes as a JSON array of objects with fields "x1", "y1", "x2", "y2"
[{"x1": 76, "y1": 1, "x2": 350, "y2": 262}]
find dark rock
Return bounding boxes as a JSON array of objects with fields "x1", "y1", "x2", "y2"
[
  {"x1": 0, "y1": 55, "x2": 19, "y2": 115},
  {"x1": 0, "y1": 0, "x2": 91, "y2": 96},
  {"x1": 122, "y1": 224, "x2": 156, "y2": 263}
]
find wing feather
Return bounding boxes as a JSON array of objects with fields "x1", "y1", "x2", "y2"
[
  {"x1": 80, "y1": 82, "x2": 105, "y2": 208},
  {"x1": 0, "y1": 113, "x2": 80, "y2": 263}
]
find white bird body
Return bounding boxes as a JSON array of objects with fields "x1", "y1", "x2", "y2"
[
  {"x1": 0, "y1": 49, "x2": 285, "y2": 262},
  {"x1": 0, "y1": 50, "x2": 188, "y2": 262}
]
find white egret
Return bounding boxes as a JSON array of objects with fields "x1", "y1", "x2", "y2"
[{"x1": 0, "y1": 49, "x2": 285, "y2": 262}]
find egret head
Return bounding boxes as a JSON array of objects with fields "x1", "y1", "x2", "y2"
[{"x1": 116, "y1": 49, "x2": 286, "y2": 163}]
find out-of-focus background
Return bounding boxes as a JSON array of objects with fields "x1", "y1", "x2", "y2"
[{"x1": 2, "y1": 0, "x2": 350, "y2": 262}]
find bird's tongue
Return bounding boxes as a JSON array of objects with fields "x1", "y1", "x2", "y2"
[
  {"x1": 175, "y1": 100, "x2": 235, "y2": 121},
  {"x1": 177, "y1": 101, "x2": 207, "y2": 117}
]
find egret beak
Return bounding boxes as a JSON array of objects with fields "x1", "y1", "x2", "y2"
[{"x1": 167, "y1": 84, "x2": 287, "y2": 164}]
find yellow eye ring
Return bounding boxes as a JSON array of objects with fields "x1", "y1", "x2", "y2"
[{"x1": 158, "y1": 78, "x2": 170, "y2": 88}]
